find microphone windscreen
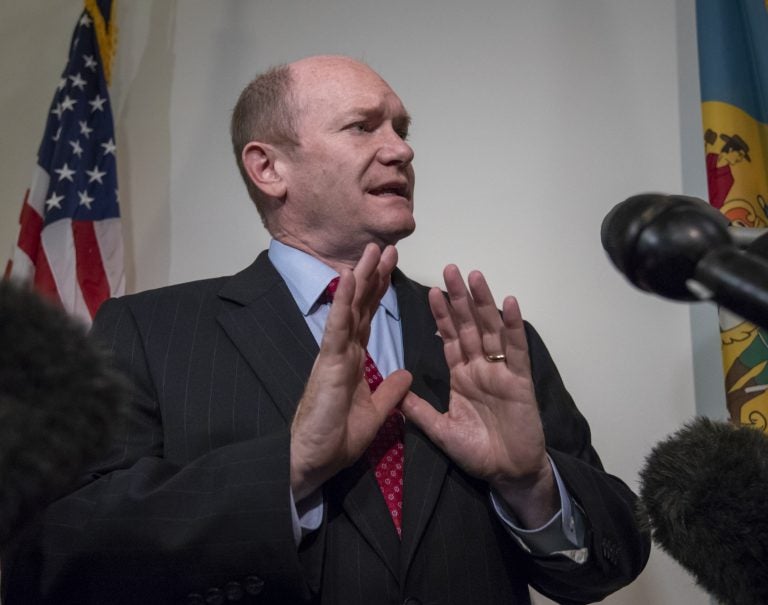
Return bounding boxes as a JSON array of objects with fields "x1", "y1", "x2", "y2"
[
  {"x1": 601, "y1": 194, "x2": 731, "y2": 300},
  {"x1": 0, "y1": 281, "x2": 128, "y2": 547},
  {"x1": 638, "y1": 417, "x2": 768, "y2": 605},
  {"x1": 600, "y1": 193, "x2": 669, "y2": 276}
]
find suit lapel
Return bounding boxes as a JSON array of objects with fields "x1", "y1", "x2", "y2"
[
  {"x1": 331, "y1": 271, "x2": 454, "y2": 580},
  {"x1": 394, "y1": 272, "x2": 452, "y2": 577},
  {"x1": 216, "y1": 252, "x2": 318, "y2": 424},
  {"x1": 329, "y1": 460, "x2": 402, "y2": 579},
  {"x1": 216, "y1": 252, "x2": 402, "y2": 576}
]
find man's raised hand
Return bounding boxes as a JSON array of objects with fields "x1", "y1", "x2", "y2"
[
  {"x1": 290, "y1": 244, "x2": 412, "y2": 500},
  {"x1": 402, "y1": 265, "x2": 558, "y2": 527}
]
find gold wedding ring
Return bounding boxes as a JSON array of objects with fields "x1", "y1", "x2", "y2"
[{"x1": 485, "y1": 353, "x2": 506, "y2": 362}]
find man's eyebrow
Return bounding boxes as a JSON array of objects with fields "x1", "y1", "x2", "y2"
[
  {"x1": 393, "y1": 113, "x2": 412, "y2": 131},
  {"x1": 342, "y1": 104, "x2": 410, "y2": 121},
  {"x1": 336, "y1": 107, "x2": 411, "y2": 134}
]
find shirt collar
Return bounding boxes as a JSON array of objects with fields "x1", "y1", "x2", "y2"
[{"x1": 267, "y1": 239, "x2": 400, "y2": 320}]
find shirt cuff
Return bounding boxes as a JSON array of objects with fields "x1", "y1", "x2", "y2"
[
  {"x1": 290, "y1": 488, "x2": 324, "y2": 546},
  {"x1": 489, "y1": 456, "x2": 589, "y2": 563}
]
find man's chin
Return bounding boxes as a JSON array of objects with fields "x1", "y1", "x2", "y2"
[{"x1": 379, "y1": 220, "x2": 416, "y2": 246}]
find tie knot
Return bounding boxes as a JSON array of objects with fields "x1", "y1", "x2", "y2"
[{"x1": 321, "y1": 276, "x2": 341, "y2": 304}]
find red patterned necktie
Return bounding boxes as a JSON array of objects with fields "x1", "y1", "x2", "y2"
[{"x1": 324, "y1": 277, "x2": 405, "y2": 537}]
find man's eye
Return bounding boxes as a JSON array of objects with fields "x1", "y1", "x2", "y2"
[{"x1": 350, "y1": 122, "x2": 371, "y2": 132}]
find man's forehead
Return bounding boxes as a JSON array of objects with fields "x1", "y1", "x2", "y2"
[
  {"x1": 291, "y1": 57, "x2": 403, "y2": 104},
  {"x1": 289, "y1": 54, "x2": 377, "y2": 79},
  {"x1": 336, "y1": 90, "x2": 409, "y2": 119}
]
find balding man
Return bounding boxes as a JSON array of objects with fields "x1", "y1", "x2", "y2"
[{"x1": 1, "y1": 56, "x2": 649, "y2": 605}]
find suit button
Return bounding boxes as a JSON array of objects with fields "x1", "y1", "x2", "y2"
[
  {"x1": 186, "y1": 594, "x2": 205, "y2": 605},
  {"x1": 205, "y1": 588, "x2": 224, "y2": 605},
  {"x1": 224, "y1": 581, "x2": 244, "y2": 601},
  {"x1": 244, "y1": 575, "x2": 265, "y2": 596}
]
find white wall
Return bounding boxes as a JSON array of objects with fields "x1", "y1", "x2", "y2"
[{"x1": 1, "y1": 1, "x2": 716, "y2": 603}]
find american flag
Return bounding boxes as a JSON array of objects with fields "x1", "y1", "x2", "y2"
[{"x1": 5, "y1": 0, "x2": 124, "y2": 325}]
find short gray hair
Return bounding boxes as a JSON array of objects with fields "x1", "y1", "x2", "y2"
[{"x1": 230, "y1": 64, "x2": 300, "y2": 221}]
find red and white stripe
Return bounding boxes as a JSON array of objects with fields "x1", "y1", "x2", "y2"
[{"x1": 6, "y1": 165, "x2": 124, "y2": 325}]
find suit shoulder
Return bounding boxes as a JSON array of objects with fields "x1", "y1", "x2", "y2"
[
  {"x1": 125, "y1": 275, "x2": 230, "y2": 304},
  {"x1": 93, "y1": 275, "x2": 234, "y2": 335},
  {"x1": 109, "y1": 275, "x2": 230, "y2": 311}
]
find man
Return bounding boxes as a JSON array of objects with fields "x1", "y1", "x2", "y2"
[
  {"x1": 703, "y1": 128, "x2": 752, "y2": 209},
  {"x1": 1, "y1": 55, "x2": 649, "y2": 605}
]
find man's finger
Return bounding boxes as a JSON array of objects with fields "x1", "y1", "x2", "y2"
[
  {"x1": 320, "y1": 269, "x2": 356, "y2": 354},
  {"x1": 353, "y1": 244, "x2": 392, "y2": 325},
  {"x1": 442, "y1": 265, "x2": 484, "y2": 359},
  {"x1": 401, "y1": 391, "x2": 446, "y2": 447},
  {"x1": 371, "y1": 369, "x2": 413, "y2": 415},
  {"x1": 428, "y1": 287, "x2": 466, "y2": 368},
  {"x1": 502, "y1": 296, "x2": 531, "y2": 370},
  {"x1": 379, "y1": 245, "x2": 398, "y2": 278},
  {"x1": 363, "y1": 245, "x2": 398, "y2": 321},
  {"x1": 467, "y1": 270, "x2": 505, "y2": 357},
  {"x1": 353, "y1": 243, "x2": 382, "y2": 282}
]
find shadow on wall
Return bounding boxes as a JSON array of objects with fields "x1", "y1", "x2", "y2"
[{"x1": 116, "y1": 0, "x2": 177, "y2": 294}]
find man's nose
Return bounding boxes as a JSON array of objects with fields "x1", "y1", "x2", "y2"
[{"x1": 378, "y1": 127, "x2": 414, "y2": 166}]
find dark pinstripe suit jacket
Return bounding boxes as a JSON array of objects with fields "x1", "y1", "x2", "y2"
[{"x1": 1, "y1": 252, "x2": 649, "y2": 605}]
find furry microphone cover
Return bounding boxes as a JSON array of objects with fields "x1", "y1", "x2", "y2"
[
  {"x1": 0, "y1": 281, "x2": 128, "y2": 547},
  {"x1": 638, "y1": 417, "x2": 768, "y2": 605}
]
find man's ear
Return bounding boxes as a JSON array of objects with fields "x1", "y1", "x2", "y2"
[{"x1": 241, "y1": 142, "x2": 287, "y2": 199}]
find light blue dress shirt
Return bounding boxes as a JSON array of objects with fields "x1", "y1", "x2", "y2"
[{"x1": 268, "y1": 240, "x2": 587, "y2": 561}]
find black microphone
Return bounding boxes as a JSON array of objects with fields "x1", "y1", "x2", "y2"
[
  {"x1": 0, "y1": 281, "x2": 128, "y2": 548},
  {"x1": 638, "y1": 417, "x2": 768, "y2": 605},
  {"x1": 601, "y1": 193, "x2": 768, "y2": 329}
]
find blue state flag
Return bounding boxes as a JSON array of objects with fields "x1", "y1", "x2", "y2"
[{"x1": 697, "y1": 0, "x2": 768, "y2": 429}]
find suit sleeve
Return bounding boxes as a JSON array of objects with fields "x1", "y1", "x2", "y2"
[
  {"x1": 520, "y1": 321, "x2": 651, "y2": 604},
  {"x1": 0, "y1": 296, "x2": 310, "y2": 605}
]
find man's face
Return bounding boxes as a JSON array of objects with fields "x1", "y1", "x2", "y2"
[
  {"x1": 724, "y1": 149, "x2": 746, "y2": 166},
  {"x1": 277, "y1": 57, "x2": 416, "y2": 261}
]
